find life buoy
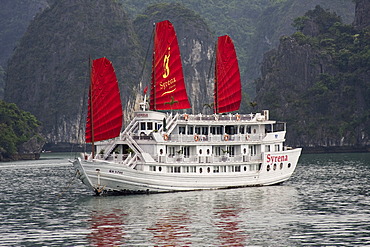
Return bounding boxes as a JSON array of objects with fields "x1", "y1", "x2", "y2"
[
  {"x1": 194, "y1": 135, "x2": 200, "y2": 141},
  {"x1": 236, "y1": 114, "x2": 241, "y2": 121},
  {"x1": 163, "y1": 134, "x2": 169, "y2": 141},
  {"x1": 184, "y1": 114, "x2": 189, "y2": 121},
  {"x1": 224, "y1": 134, "x2": 229, "y2": 141}
]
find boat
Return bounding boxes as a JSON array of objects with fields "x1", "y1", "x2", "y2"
[{"x1": 72, "y1": 20, "x2": 302, "y2": 195}]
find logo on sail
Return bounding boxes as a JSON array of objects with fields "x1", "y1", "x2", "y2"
[
  {"x1": 163, "y1": 47, "x2": 170, "y2": 78},
  {"x1": 160, "y1": 47, "x2": 176, "y2": 96}
]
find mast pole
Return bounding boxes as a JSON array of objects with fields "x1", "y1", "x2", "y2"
[{"x1": 89, "y1": 57, "x2": 95, "y2": 158}]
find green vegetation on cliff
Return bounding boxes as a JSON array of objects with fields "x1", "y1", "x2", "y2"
[
  {"x1": 256, "y1": 5, "x2": 370, "y2": 147},
  {"x1": 0, "y1": 100, "x2": 45, "y2": 160}
]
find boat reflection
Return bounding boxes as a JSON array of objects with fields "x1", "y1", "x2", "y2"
[
  {"x1": 82, "y1": 186, "x2": 298, "y2": 246},
  {"x1": 214, "y1": 205, "x2": 247, "y2": 246},
  {"x1": 87, "y1": 207, "x2": 127, "y2": 246}
]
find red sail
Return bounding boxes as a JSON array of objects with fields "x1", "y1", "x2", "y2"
[
  {"x1": 85, "y1": 57, "x2": 123, "y2": 143},
  {"x1": 150, "y1": 20, "x2": 191, "y2": 110},
  {"x1": 214, "y1": 35, "x2": 242, "y2": 113}
]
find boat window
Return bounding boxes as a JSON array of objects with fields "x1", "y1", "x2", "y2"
[
  {"x1": 275, "y1": 144, "x2": 280, "y2": 152},
  {"x1": 213, "y1": 166, "x2": 220, "y2": 173},
  {"x1": 157, "y1": 123, "x2": 162, "y2": 130},
  {"x1": 199, "y1": 149, "x2": 202, "y2": 155},
  {"x1": 288, "y1": 163, "x2": 291, "y2": 168},
  {"x1": 159, "y1": 167, "x2": 162, "y2": 172},
  {"x1": 210, "y1": 127, "x2": 216, "y2": 134},
  {"x1": 235, "y1": 166, "x2": 241, "y2": 172},
  {"x1": 140, "y1": 122, "x2": 146, "y2": 130},
  {"x1": 227, "y1": 146, "x2": 235, "y2": 156},
  {"x1": 202, "y1": 127, "x2": 208, "y2": 135},
  {"x1": 179, "y1": 126, "x2": 186, "y2": 134},
  {"x1": 207, "y1": 167, "x2": 211, "y2": 173},
  {"x1": 240, "y1": 126, "x2": 244, "y2": 134},
  {"x1": 216, "y1": 126, "x2": 222, "y2": 135},
  {"x1": 207, "y1": 149, "x2": 210, "y2": 155},
  {"x1": 159, "y1": 149, "x2": 163, "y2": 155},
  {"x1": 266, "y1": 145, "x2": 271, "y2": 152},
  {"x1": 147, "y1": 122, "x2": 153, "y2": 130},
  {"x1": 225, "y1": 125, "x2": 236, "y2": 135},
  {"x1": 280, "y1": 163, "x2": 283, "y2": 169},
  {"x1": 243, "y1": 148, "x2": 247, "y2": 154},
  {"x1": 187, "y1": 126, "x2": 194, "y2": 135},
  {"x1": 267, "y1": 165, "x2": 270, "y2": 171},
  {"x1": 273, "y1": 163, "x2": 277, "y2": 170},
  {"x1": 195, "y1": 127, "x2": 200, "y2": 134},
  {"x1": 244, "y1": 166, "x2": 247, "y2": 172},
  {"x1": 247, "y1": 126, "x2": 251, "y2": 134},
  {"x1": 199, "y1": 168, "x2": 203, "y2": 173}
]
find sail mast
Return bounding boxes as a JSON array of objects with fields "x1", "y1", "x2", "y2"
[{"x1": 89, "y1": 57, "x2": 95, "y2": 158}]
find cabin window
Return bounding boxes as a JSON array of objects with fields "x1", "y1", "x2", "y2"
[
  {"x1": 247, "y1": 126, "x2": 251, "y2": 134},
  {"x1": 275, "y1": 144, "x2": 280, "y2": 152},
  {"x1": 195, "y1": 127, "x2": 200, "y2": 134},
  {"x1": 187, "y1": 126, "x2": 194, "y2": 135},
  {"x1": 167, "y1": 146, "x2": 175, "y2": 157},
  {"x1": 213, "y1": 166, "x2": 220, "y2": 173},
  {"x1": 240, "y1": 126, "x2": 244, "y2": 134},
  {"x1": 225, "y1": 126, "x2": 236, "y2": 135},
  {"x1": 147, "y1": 122, "x2": 153, "y2": 130},
  {"x1": 199, "y1": 168, "x2": 203, "y2": 173},
  {"x1": 227, "y1": 146, "x2": 235, "y2": 156},
  {"x1": 199, "y1": 149, "x2": 202, "y2": 155},
  {"x1": 214, "y1": 146, "x2": 221, "y2": 156},
  {"x1": 249, "y1": 145, "x2": 257, "y2": 156},
  {"x1": 280, "y1": 163, "x2": 283, "y2": 169},
  {"x1": 207, "y1": 149, "x2": 210, "y2": 155},
  {"x1": 266, "y1": 145, "x2": 271, "y2": 152},
  {"x1": 179, "y1": 126, "x2": 186, "y2": 134},
  {"x1": 159, "y1": 149, "x2": 163, "y2": 155},
  {"x1": 140, "y1": 122, "x2": 146, "y2": 130},
  {"x1": 150, "y1": 166, "x2": 156, "y2": 171},
  {"x1": 202, "y1": 127, "x2": 208, "y2": 135},
  {"x1": 243, "y1": 148, "x2": 247, "y2": 154}
]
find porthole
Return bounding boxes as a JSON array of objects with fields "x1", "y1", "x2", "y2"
[
  {"x1": 267, "y1": 165, "x2": 270, "y2": 172},
  {"x1": 160, "y1": 149, "x2": 163, "y2": 155},
  {"x1": 207, "y1": 149, "x2": 210, "y2": 155},
  {"x1": 159, "y1": 167, "x2": 162, "y2": 172},
  {"x1": 288, "y1": 163, "x2": 291, "y2": 168},
  {"x1": 199, "y1": 149, "x2": 202, "y2": 155},
  {"x1": 199, "y1": 168, "x2": 203, "y2": 173},
  {"x1": 243, "y1": 148, "x2": 246, "y2": 154},
  {"x1": 244, "y1": 166, "x2": 247, "y2": 171},
  {"x1": 207, "y1": 167, "x2": 210, "y2": 173},
  {"x1": 273, "y1": 163, "x2": 277, "y2": 170},
  {"x1": 280, "y1": 162, "x2": 283, "y2": 170}
]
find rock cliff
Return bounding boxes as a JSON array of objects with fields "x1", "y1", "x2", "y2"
[
  {"x1": 5, "y1": 1, "x2": 215, "y2": 145},
  {"x1": 5, "y1": 0, "x2": 143, "y2": 144},
  {"x1": 256, "y1": 5, "x2": 370, "y2": 149}
]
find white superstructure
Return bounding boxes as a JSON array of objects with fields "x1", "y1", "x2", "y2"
[{"x1": 73, "y1": 109, "x2": 302, "y2": 195}]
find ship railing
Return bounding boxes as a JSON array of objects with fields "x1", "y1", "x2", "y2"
[
  {"x1": 161, "y1": 112, "x2": 179, "y2": 134},
  {"x1": 124, "y1": 152, "x2": 138, "y2": 168},
  {"x1": 121, "y1": 117, "x2": 138, "y2": 138},
  {"x1": 179, "y1": 113, "x2": 255, "y2": 122},
  {"x1": 167, "y1": 133, "x2": 263, "y2": 142},
  {"x1": 156, "y1": 154, "x2": 262, "y2": 163}
]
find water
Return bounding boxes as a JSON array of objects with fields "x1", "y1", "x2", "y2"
[{"x1": 0, "y1": 152, "x2": 369, "y2": 246}]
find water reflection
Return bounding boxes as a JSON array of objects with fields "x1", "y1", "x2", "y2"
[
  {"x1": 82, "y1": 186, "x2": 299, "y2": 246},
  {"x1": 88, "y1": 208, "x2": 126, "y2": 246}
]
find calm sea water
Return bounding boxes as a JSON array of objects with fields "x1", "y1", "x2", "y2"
[{"x1": 0, "y1": 152, "x2": 369, "y2": 246}]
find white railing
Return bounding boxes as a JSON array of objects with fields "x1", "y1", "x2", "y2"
[
  {"x1": 168, "y1": 133, "x2": 264, "y2": 143},
  {"x1": 155, "y1": 154, "x2": 261, "y2": 164}
]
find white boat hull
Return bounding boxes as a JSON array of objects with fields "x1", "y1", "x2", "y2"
[{"x1": 73, "y1": 148, "x2": 302, "y2": 195}]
